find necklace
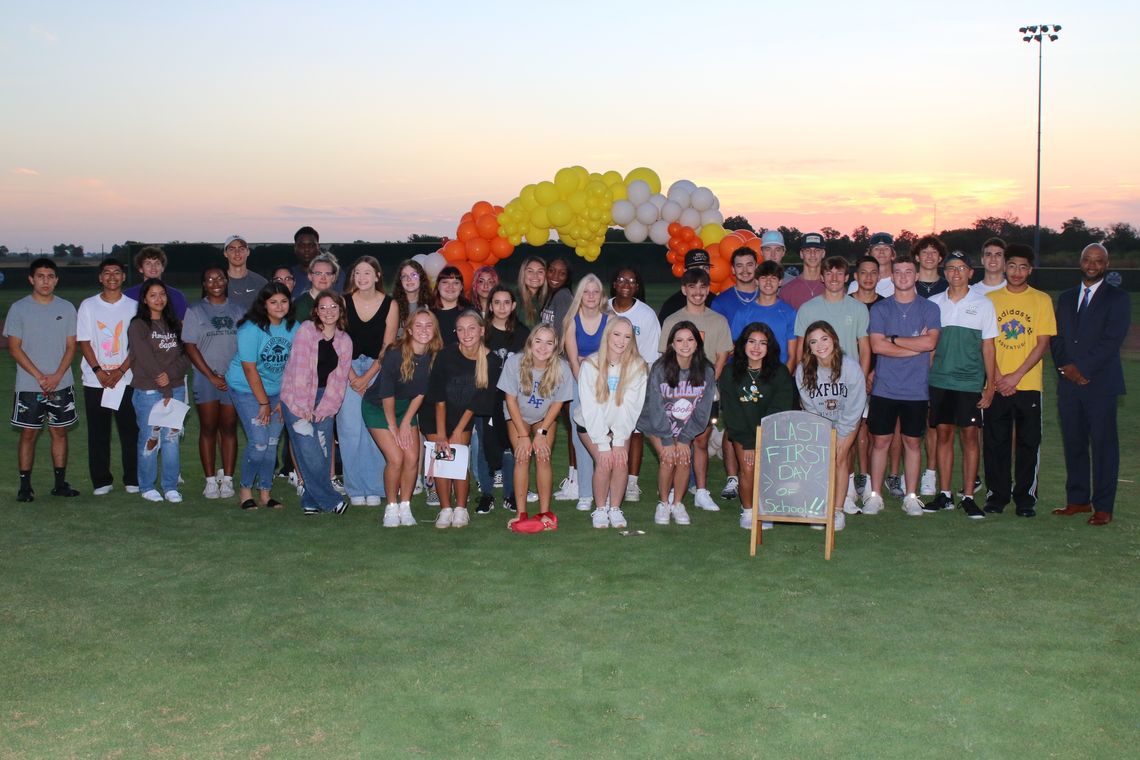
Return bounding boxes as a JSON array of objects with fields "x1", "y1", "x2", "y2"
[
  {"x1": 734, "y1": 286, "x2": 758, "y2": 305},
  {"x1": 742, "y1": 366, "x2": 765, "y2": 402}
]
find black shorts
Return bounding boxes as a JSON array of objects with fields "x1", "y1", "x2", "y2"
[
  {"x1": 11, "y1": 388, "x2": 79, "y2": 429},
  {"x1": 867, "y1": 395, "x2": 927, "y2": 438},
  {"x1": 928, "y1": 387, "x2": 983, "y2": 428}
]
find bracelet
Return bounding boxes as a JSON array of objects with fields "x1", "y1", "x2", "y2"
[
  {"x1": 92, "y1": 365, "x2": 103, "y2": 374},
  {"x1": 258, "y1": 402, "x2": 270, "y2": 406}
]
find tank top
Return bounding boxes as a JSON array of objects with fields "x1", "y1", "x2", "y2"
[
  {"x1": 345, "y1": 294, "x2": 393, "y2": 358},
  {"x1": 575, "y1": 312, "x2": 608, "y2": 358}
]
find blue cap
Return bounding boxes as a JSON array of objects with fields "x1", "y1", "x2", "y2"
[
  {"x1": 760, "y1": 230, "x2": 785, "y2": 247},
  {"x1": 868, "y1": 232, "x2": 894, "y2": 248}
]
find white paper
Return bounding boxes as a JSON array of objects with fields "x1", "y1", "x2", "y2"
[
  {"x1": 100, "y1": 382, "x2": 126, "y2": 410},
  {"x1": 147, "y1": 398, "x2": 191, "y2": 430},
  {"x1": 423, "y1": 442, "x2": 469, "y2": 480}
]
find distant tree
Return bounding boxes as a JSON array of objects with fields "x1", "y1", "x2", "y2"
[
  {"x1": 605, "y1": 227, "x2": 627, "y2": 243},
  {"x1": 407, "y1": 234, "x2": 444, "y2": 243},
  {"x1": 353, "y1": 239, "x2": 367, "y2": 244},
  {"x1": 973, "y1": 212, "x2": 1021, "y2": 237},
  {"x1": 1106, "y1": 222, "x2": 1138, "y2": 252},
  {"x1": 851, "y1": 226, "x2": 870, "y2": 246},
  {"x1": 52, "y1": 243, "x2": 84, "y2": 258},
  {"x1": 0, "y1": 244, "x2": 8, "y2": 257},
  {"x1": 777, "y1": 226, "x2": 802, "y2": 250},
  {"x1": 820, "y1": 226, "x2": 841, "y2": 241},
  {"x1": 896, "y1": 230, "x2": 919, "y2": 252},
  {"x1": 723, "y1": 215, "x2": 754, "y2": 233}
]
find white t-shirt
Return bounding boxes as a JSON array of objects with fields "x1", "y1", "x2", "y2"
[
  {"x1": 607, "y1": 297, "x2": 661, "y2": 365},
  {"x1": 76, "y1": 293, "x2": 138, "y2": 387}
]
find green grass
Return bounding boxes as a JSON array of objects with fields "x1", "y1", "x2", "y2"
[{"x1": 1, "y1": 285, "x2": 1138, "y2": 758}]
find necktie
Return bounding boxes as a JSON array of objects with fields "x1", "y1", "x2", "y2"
[{"x1": 1078, "y1": 286, "x2": 1091, "y2": 314}]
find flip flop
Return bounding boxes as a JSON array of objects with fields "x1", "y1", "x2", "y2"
[
  {"x1": 240, "y1": 499, "x2": 258, "y2": 510},
  {"x1": 264, "y1": 499, "x2": 284, "y2": 510}
]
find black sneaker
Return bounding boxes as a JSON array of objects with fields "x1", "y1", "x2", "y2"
[
  {"x1": 973, "y1": 476, "x2": 983, "y2": 494},
  {"x1": 303, "y1": 506, "x2": 321, "y2": 516},
  {"x1": 332, "y1": 499, "x2": 349, "y2": 515},
  {"x1": 923, "y1": 493, "x2": 953, "y2": 513},
  {"x1": 51, "y1": 482, "x2": 80, "y2": 497},
  {"x1": 983, "y1": 501, "x2": 1006, "y2": 514},
  {"x1": 1015, "y1": 506, "x2": 1036, "y2": 518},
  {"x1": 961, "y1": 497, "x2": 985, "y2": 520},
  {"x1": 17, "y1": 486, "x2": 34, "y2": 503},
  {"x1": 503, "y1": 495, "x2": 517, "y2": 513},
  {"x1": 476, "y1": 494, "x2": 494, "y2": 514}
]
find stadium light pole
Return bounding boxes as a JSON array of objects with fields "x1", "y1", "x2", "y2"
[{"x1": 1019, "y1": 24, "x2": 1061, "y2": 259}]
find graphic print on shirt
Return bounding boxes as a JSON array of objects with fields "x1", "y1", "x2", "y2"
[
  {"x1": 660, "y1": 379, "x2": 706, "y2": 438},
  {"x1": 261, "y1": 336, "x2": 292, "y2": 370},
  {"x1": 96, "y1": 320, "x2": 125, "y2": 359},
  {"x1": 526, "y1": 378, "x2": 545, "y2": 411}
]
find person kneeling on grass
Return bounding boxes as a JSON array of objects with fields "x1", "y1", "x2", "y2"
[
  {"x1": 499, "y1": 324, "x2": 574, "y2": 530},
  {"x1": 574, "y1": 316, "x2": 648, "y2": 530},
  {"x1": 717, "y1": 322, "x2": 794, "y2": 530},
  {"x1": 637, "y1": 321, "x2": 715, "y2": 527},
  {"x1": 796, "y1": 321, "x2": 867, "y2": 532},
  {"x1": 366, "y1": 308, "x2": 442, "y2": 527}
]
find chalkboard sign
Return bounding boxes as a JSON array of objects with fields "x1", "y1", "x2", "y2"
[{"x1": 750, "y1": 410, "x2": 838, "y2": 559}]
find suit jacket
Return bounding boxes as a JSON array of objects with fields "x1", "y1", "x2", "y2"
[{"x1": 1051, "y1": 281, "x2": 1130, "y2": 396}]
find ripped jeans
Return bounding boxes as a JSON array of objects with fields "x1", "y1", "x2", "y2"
[
  {"x1": 282, "y1": 390, "x2": 342, "y2": 511},
  {"x1": 232, "y1": 390, "x2": 284, "y2": 490},
  {"x1": 133, "y1": 386, "x2": 187, "y2": 494}
]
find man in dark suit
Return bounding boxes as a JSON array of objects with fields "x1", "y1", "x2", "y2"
[{"x1": 1051, "y1": 243, "x2": 1131, "y2": 526}]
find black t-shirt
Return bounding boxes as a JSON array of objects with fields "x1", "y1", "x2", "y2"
[
  {"x1": 423, "y1": 346, "x2": 503, "y2": 434},
  {"x1": 316, "y1": 337, "x2": 338, "y2": 388},
  {"x1": 367, "y1": 349, "x2": 431, "y2": 403},
  {"x1": 345, "y1": 294, "x2": 393, "y2": 358},
  {"x1": 433, "y1": 307, "x2": 461, "y2": 347},
  {"x1": 485, "y1": 324, "x2": 528, "y2": 363}
]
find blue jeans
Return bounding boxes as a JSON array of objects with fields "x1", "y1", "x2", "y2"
[
  {"x1": 570, "y1": 394, "x2": 594, "y2": 501},
  {"x1": 232, "y1": 390, "x2": 283, "y2": 489},
  {"x1": 336, "y1": 356, "x2": 386, "y2": 499},
  {"x1": 283, "y1": 390, "x2": 342, "y2": 511},
  {"x1": 133, "y1": 387, "x2": 186, "y2": 494}
]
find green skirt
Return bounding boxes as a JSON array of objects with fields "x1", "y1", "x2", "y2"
[{"x1": 363, "y1": 397, "x2": 412, "y2": 430}]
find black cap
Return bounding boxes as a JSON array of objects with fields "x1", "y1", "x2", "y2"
[
  {"x1": 684, "y1": 249, "x2": 710, "y2": 270},
  {"x1": 868, "y1": 232, "x2": 894, "y2": 248},
  {"x1": 801, "y1": 232, "x2": 826, "y2": 250},
  {"x1": 945, "y1": 250, "x2": 972, "y2": 267}
]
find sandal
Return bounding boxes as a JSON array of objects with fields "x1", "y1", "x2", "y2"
[
  {"x1": 240, "y1": 499, "x2": 258, "y2": 510},
  {"x1": 264, "y1": 498, "x2": 284, "y2": 510}
]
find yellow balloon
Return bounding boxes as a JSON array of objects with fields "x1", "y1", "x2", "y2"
[
  {"x1": 570, "y1": 165, "x2": 589, "y2": 189},
  {"x1": 586, "y1": 179, "x2": 608, "y2": 197},
  {"x1": 699, "y1": 223, "x2": 728, "y2": 246},
  {"x1": 530, "y1": 206, "x2": 550, "y2": 229},
  {"x1": 568, "y1": 190, "x2": 588, "y2": 214},
  {"x1": 609, "y1": 182, "x2": 627, "y2": 202},
  {"x1": 535, "y1": 181, "x2": 559, "y2": 207},
  {"x1": 526, "y1": 226, "x2": 550, "y2": 246},
  {"x1": 520, "y1": 184, "x2": 538, "y2": 211},
  {"x1": 624, "y1": 167, "x2": 661, "y2": 194},
  {"x1": 554, "y1": 167, "x2": 579, "y2": 198},
  {"x1": 547, "y1": 200, "x2": 573, "y2": 227},
  {"x1": 602, "y1": 170, "x2": 624, "y2": 187},
  {"x1": 508, "y1": 234, "x2": 523, "y2": 246},
  {"x1": 588, "y1": 172, "x2": 603, "y2": 184}
]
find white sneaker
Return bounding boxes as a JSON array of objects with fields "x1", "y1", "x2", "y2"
[
  {"x1": 608, "y1": 507, "x2": 628, "y2": 529},
  {"x1": 671, "y1": 503, "x2": 691, "y2": 526},
  {"x1": 124, "y1": 485, "x2": 140, "y2": 494},
  {"x1": 554, "y1": 476, "x2": 579, "y2": 501},
  {"x1": 919, "y1": 469, "x2": 937, "y2": 496},
  {"x1": 164, "y1": 490, "x2": 183, "y2": 503},
  {"x1": 526, "y1": 491, "x2": 539, "y2": 503},
  {"x1": 435, "y1": 507, "x2": 453, "y2": 528},
  {"x1": 218, "y1": 471, "x2": 235, "y2": 499},
  {"x1": 739, "y1": 509, "x2": 753, "y2": 530},
  {"x1": 902, "y1": 494, "x2": 925, "y2": 516},
  {"x1": 398, "y1": 501, "x2": 416, "y2": 526},
  {"x1": 141, "y1": 489, "x2": 163, "y2": 502},
  {"x1": 576, "y1": 498, "x2": 593, "y2": 512},
  {"x1": 382, "y1": 504, "x2": 400, "y2": 527},
  {"x1": 625, "y1": 482, "x2": 642, "y2": 501},
  {"x1": 350, "y1": 496, "x2": 367, "y2": 507},
  {"x1": 862, "y1": 492, "x2": 885, "y2": 515},
  {"x1": 720, "y1": 476, "x2": 739, "y2": 499},
  {"x1": 667, "y1": 488, "x2": 674, "y2": 503},
  {"x1": 93, "y1": 485, "x2": 113, "y2": 496},
  {"x1": 451, "y1": 506, "x2": 470, "y2": 528},
  {"x1": 834, "y1": 510, "x2": 846, "y2": 531},
  {"x1": 591, "y1": 508, "x2": 609, "y2": 529},
  {"x1": 846, "y1": 473, "x2": 857, "y2": 501},
  {"x1": 694, "y1": 488, "x2": 719, "y2": 511},
  {"x1": 843, "y1": 493, "x2": 860, "y2": 514},
  {"x1": 761, "y1": 521, "x2": 774, "y2": 530},
  {"x1": 413, "y1": 476, "x2": 424, "y2": 495},
  {"x1": 331, "y1": 476, "x2": 346, "y2": 495},
  {"x1": 654, "y1": 501, "x2": 671, "y2": 525},
  {"x1": 203, "y1": 476, "x2": 220, "y2": 499},
  {"x1": 365, "y1": 495, "x2": 383, "y2": 506}
]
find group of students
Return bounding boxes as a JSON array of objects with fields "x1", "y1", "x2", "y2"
[{"x1": 7, "y1": 225, "x2": 1122, "y2": 531}]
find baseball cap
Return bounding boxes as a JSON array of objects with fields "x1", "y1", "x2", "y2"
[
  {"x1": 760, "y1": 230, "x2": 785, "y2": 248},
  {"x1": 868, "y1": 232, "x2": 894, "y2": 248},
  {"x1": 223, "y1": 235, "x2": 248, "y2": 250},
  {"x1": 684, "y1": 249, "x2": 711, "y2": 270},
  {"x1": 945, "y1": 250, "x2": 972, "y2": 267},
  {"x1": 801, "y1": 232, "x2": 826, "y2": 250}
]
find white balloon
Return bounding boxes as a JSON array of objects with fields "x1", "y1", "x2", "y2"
[
  {"x1": 423, "y1": 251, "x2": 446, "y2": 279},
  {"x1": 690, "y1": 187, "x2": 715, "y2": 212},
  {"x1": 611, "y1": 199, "x2": 636, "y2": 226},
  {"x1": 660, "y1": 200, "x2": 683, "y2": 223},
  {"x1": 700, "y1": 208, "x2": 724, "y2": 226},
  {"x1": 635, "y1": 201, "x2": 660, "y2": 226},
  {"x1": 710, "y1": 196, "x2": 720, "y2": 210},
  {"x1": 624, "y1": 220, "x2": 649, "y2": 243},
  {"x1": 668, "y1": 179, "x2": 698, "y2": 195},
  {"x1": 626, "y1": 180, "x2": 651, "y2": 206},
  {"x1": 666, "y1": 185, "x2": 692, "y2": 208},
  {"x1": 679, "y1": 207, "x2": 702, "y2": 230},
  {"x1": 411, "y1": 253, "x2": 429, "y2": 265},
  {"x1": 649, "y1": 193, "x2": 667, "y2": 210},
  {"x1": 649, "y1": 220, "x2": 671, "y2": 246}
]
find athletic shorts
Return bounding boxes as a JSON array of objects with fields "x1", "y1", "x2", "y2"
[
  {"x1": 192, "y1": 373, "x2": 233, "y2": 406},
  {"x1": 928, "y1": 387, "x2": 982, "y2": 428},
  {"x1": 867, "y1": 395, "x2": 927, "y2": 438},
  {"x1": 363, "y1": 397, "x2": 411, "y2": 430},
  {"x1": 11, "y1": 388, "x2": 78, "y2": 429}
]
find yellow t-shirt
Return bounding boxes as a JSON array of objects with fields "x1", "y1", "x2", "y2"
[{"x1": 986, "y1": 286, "x2": 1057, "y2": 392}]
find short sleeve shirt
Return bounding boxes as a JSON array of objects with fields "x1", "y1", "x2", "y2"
[
  {"x1": 227, "y1": 272, "x2": 268, "y2": 311},
  {"x1": 659, "y1": 309, "x2": 732, "y2": 364},
  {"x1": 725, "y1": 300, "x2": 797, "y2": 361},
  {"x1": 225, "y1": 320, "x2": 300, "y2": 396},
  {"x1": 928, "y1": 290, "x2": 999, "y2": 392},
  {"x1": 497, "y1": 353, "x2": 574, "y2": 424},
  {"x1": 369, "y1": 349, "x2": 431, "y2": 403},
  {"x1": 182, "y1": 299, "x2": 245, "y2": 375},
  {"x1": 868, "y1": 296, "x2": 941, "y2": 401},
  {"x1": 986, "y1": 286, "x2": 1057, "y2": 392},
  {"x1": 3, "y1": 295, "x2": 77, "y2": 392},
  {"x1": 76, "y1": 293, "x2": 137, "y2": 387},
  {"x1": 794, "y1": 296, "x2": 869, "y2": 360}
]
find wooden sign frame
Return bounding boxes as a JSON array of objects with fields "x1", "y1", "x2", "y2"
[{"x1": 749, "y1": 416, "x2": 838, "y2": 560}]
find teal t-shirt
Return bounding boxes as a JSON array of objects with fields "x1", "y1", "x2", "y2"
[{"x1": 225, "y1": 320, "x2": 300, "y2": 396}]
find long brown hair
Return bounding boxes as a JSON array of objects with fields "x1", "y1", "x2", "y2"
[
  {"x1": 517, "y1": 256, "x2": 548, "y2": 325},
  {"x1": 394, "y1": 259, "x2": 433, "y2": 325},
  {"x1": 344, "y1": 256, "x2": 384, "y2": 296},
  {"x1": 398, "y1": 308, "x2": 442, "y2": 382},
  {"x1": 800, "y1": 320, "x2": 845, "y2": 390}
]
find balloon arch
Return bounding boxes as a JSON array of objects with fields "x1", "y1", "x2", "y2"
[{"x1": 416, "y1": 166, "x2": 761, "y2": 294}]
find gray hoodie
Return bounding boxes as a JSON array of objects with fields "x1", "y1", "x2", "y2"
[
  {"x1": 637, "y1": 362, "x2": 715, "y2": 445},
  {"x1": 795, "y1": 355, "x2": 866, "y2": 439}
]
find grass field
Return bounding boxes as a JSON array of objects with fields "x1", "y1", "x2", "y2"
[{"x1": 1, "y1": 284, "x2": 1137, "y2": 759}]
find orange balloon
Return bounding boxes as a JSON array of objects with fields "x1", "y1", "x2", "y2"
[
  {"x1": 490, "y1": 235, "x2": 513, "y2": 259},
  {"x1": 710, "y1": 256, "x2": 730, "y2": 282},
  {"x1": 745, "y1": 238, "x2": 763, "y2": 256},
  {"x1": 471, "y1": 201, "x2": 495, "y2": 219},
  {"x1": 466, "y1": 237, "x2": 490, "y2": 263},
  {"x1": 736, "y1": 229, "x2": 756, "y2": 241},
  {"x1": 667, "y1": 222, "x2": 683, "y2": 237},
  {"x1": 671, "y1": 262, "x2": 684, "y2": 278},
  {"x1": 493, "y1": 205, "x2": 504, "y2": 215},
  {"x1": 441, "y1": 239, "x2": 467, "y2": 263},
  {"x1": 706, "y1": 242, "x2": 721, "y2": 259},
  {"x1": 668, "y1": 237, "x2": 684, "y2": 252},
  {"x1": 680, "y1": 226, "x2": 697, "y2": 242},
  {"x1": 460, "y1": 212, "x2": 474, "y2": 225},
  {"x1": 475, "y1": 214, "x2": 499, "y2": 240},
  {"x1": 720, "y1": 233, "x2": 744, "y2": 254},
  {"x1": 454, "y1": 261, "x2": 475, "y2": 285},
  {"x1": 457, "y1": 221, "x2": 478, "y2": 242},
  {"x1": 666, "y1": 250, "x2": 679, "y2": 264}
]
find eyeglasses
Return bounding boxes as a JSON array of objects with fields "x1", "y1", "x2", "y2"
[
  {"x1": 615, "y1": 277, "x2": 638, "y2": 285},
  {"x1": 204, "y1": 276, "x2": 227, "y2": 283},
  {"x1": 944, "y1": 265, "x2": 970, "y2": 274},
  {"x1": 400, "y1": 273, "x2": 421, "y2": 281},
  {"x1": 310, "y1": 270, "x2": 335, "y2": 278},
  {"x1": 317, "y1": 305, "x2": 340, "y2": 312}
]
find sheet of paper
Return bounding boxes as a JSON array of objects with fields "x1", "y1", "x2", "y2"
[
  {"x1": 422, "y1": 442, "x2": 470, "y2": 481},
  {"x1": 147, "y1": 397, "x2": 191, "y2": 430},
  {"x1": 101, "y1": 382, "x2": 127, "y2": 410}
]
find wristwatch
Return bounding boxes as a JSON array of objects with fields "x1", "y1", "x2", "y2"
[
  {"x1": 889, "y1": 335, "x2": 898, "y2": 345},
  {"x1": 91, "y1": 364, "x2": 103, "y2": 373},
  {"x1": 537, "y1": 428, "x2": 548, "y2": 436}
]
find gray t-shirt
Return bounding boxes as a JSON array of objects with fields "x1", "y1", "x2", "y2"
[
  {"x1": 181, "y1": 299, "x2": 245, "y2": 374},
  {"x1": 227, "y1": 272, "x2": 268, "y2": 311},
  {"x1": 794, "y1": 295, "x2": 870, "y2": 359},
  {"x1": 3, "y1": 295, "x2": 77, "y2": 393},
  {"x1": 497, "y1": 353, "x2": 574, "y2": 424}
]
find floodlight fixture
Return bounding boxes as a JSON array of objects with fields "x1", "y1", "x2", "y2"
[{"x1": 1017, "y1": 23, "x2": 1063, "y2": 259}]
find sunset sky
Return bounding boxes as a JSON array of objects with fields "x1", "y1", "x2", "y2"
[{"x1": 2, "y1": 1, "x2": 1137, "y2": 253}]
